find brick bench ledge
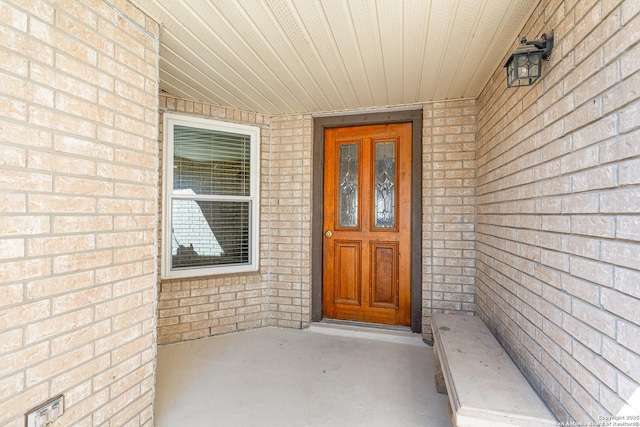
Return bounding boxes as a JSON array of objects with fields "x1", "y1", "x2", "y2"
[{"x1": 431, "y1": 313, "x2": 557, "y2": 427}]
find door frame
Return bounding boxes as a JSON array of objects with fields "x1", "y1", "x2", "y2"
[{"x1": 312, "y1": 109, "x2": 423, "y2": 333}]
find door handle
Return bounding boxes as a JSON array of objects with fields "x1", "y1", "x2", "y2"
[{"x1": 325, "y1": 230, "x2": 333, "y2": 238}]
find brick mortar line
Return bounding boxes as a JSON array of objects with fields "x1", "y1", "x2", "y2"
[
  {"x1": 0, "y1": 17, "x2": 157, "y2": 89},
  {"x1": 474, "y1": 269, "x2": 624, "y2": 386},
  {"x1": 474, "y1": 250, "x2": 620, "y2": 320}
]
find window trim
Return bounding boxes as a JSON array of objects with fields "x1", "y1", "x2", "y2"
[{"x1": 161, "y1": 113, "x2": 260, "y2": 279}]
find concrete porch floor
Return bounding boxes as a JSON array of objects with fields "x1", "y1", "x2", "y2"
[{"x1": 154, "y1": 323, "x2": 450, "y2": 427}]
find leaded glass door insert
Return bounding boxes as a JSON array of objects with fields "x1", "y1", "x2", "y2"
[
  {"x1": 374, "y1": 141, "x2": 396, "y2": 228},
  {"x1": 338, "y1": 144, "x2": 359, "y2": 227}
]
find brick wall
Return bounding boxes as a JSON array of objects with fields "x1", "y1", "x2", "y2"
[
  {"x1": 422, "y1": 100, "x2": 478, "y2": 338},
  {"x1": 157, "y1": 99, "x2": 475, "y2": 341},
  {"x1": 477, "y1": 0, "x2": 640, "y2": 421},
  {"x1": 0, "y1": 1, "x2": 159, "y2": 426},
  {"x1": 156, "y1": 96, "x2": 271, "y2": 344},
  {"x1": 266, "y1": 115, "x2": 313, "y2": 329}
]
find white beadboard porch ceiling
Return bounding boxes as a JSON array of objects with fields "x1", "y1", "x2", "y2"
[{"x1": 132, "y1": 0, "x2": 539, "y2": 116}]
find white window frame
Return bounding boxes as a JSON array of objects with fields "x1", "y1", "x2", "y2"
[{"x1": 162, "y1": 113, "x2": 260, "y2": 279}]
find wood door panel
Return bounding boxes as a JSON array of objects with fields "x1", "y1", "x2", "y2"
[
  {"x1": 370, "y1": 242, "x2": 398, "y2": 309},
  {"x1": 334, "y1": 241, "x2": 361, "y2": 306},
  {"x1": 323, "y1": 123, "x2": 411, "y2": 326}
]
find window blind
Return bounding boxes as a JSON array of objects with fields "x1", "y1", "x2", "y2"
[{"x1": 173, "y1": 125, "x2": 251, "y2": 197}]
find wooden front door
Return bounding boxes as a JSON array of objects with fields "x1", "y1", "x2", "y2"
[{"x1": 322, "y1": 123, "x2": 412, "y2": 326}]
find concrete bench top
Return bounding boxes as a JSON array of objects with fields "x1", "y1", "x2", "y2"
[{"x1": 432, "y1": 313, "x2": 556, "y2": 427}]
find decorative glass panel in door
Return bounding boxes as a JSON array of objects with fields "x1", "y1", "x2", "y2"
[
  {"x1": 374, "y1": 141, "x2": 396, "y2": 228},
  {"x1": 338, "y1": 144, "x2": 358, "y2": 227}
]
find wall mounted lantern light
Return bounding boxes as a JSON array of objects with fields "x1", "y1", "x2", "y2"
[{"x1": 505, "y1": 31, "x2": 554, "y2": 87}]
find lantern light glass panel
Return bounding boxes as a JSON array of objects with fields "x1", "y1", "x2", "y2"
[{"x1": 506, "y1": 50, "x2": 544, "y2": 87}]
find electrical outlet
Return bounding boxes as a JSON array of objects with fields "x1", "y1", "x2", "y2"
[{"x1": 25, "y1": 395, "x2": 64, "y2": 427}]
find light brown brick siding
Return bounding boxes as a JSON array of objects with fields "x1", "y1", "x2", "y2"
[
  {"x1": 422, "y1": 100, "x2": 478, "y2": 338},
  {"x1": 0, "y1": 0, "x2": 159, "y2": 426},
  {"x1": 477, "y1": 0, "x2": 640, "y2": 422},
  {"x1": 266, "y1": 115, "x2": 313, "y2": 328}
]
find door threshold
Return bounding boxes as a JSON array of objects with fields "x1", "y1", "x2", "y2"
[
  {"x1": 309, "y1": 320, "x2": 422, "y2": 345},
  {"x1": 319, "y1": 319, "x2": 412, "y2": 332}
]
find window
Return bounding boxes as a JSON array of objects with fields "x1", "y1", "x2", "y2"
[{"x1": 162, "y1": 113, "x2": 260, "y2": 278}]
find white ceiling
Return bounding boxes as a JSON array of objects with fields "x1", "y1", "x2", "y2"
[{"x1": 132, "y1": 0, "x2": 539, "y2": 116}]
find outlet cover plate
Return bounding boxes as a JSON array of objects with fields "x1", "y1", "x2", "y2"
[{"x1": 25, "y1": 395, "x2": 64, "y2": 427}]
